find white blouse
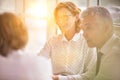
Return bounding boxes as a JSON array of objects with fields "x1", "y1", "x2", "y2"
[{"x1": 39, "y1": 32, "x2": 97, "y2": 80}]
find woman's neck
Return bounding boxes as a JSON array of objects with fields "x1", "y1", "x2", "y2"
[{"x1": 65, "y1": 28, "x2": 76, "y2": 41}]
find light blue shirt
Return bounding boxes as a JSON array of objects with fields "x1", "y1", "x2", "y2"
[{"x1": 94, "y1": 34, "x2": 120, "y2": 80}]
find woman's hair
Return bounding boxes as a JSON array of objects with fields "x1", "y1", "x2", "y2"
[
  {"x1": 0, "y1": 12, "x2": 28, "y2": 57},
  {"x1": 54, "y1": 1, "x2": 81, "y2": 33}
]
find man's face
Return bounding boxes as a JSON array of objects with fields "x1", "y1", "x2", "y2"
[{"x1": 81, "y1": 16, "x2": 106, "y2": 48}]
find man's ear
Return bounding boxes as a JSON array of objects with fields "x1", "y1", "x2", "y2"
[
  {"x1": 104, "y1": 22, "x2": 109, "y2": 32},
  {"x1": 104, "y1": 21, "x2": 111, "y2": 37}
]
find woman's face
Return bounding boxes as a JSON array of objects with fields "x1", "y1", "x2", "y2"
[{"x1": 56, "y1": 8, "x2": 76, "y2": 35}]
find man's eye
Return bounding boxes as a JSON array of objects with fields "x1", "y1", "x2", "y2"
[
  {"x1": 86, "y1": 26, "x2": 90, "y2": 29},
  {"x1": 86, "y1": 26, "x2": 92, "y2": 30}
]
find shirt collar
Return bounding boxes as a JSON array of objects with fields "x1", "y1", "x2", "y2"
[
  {"x1": 100, "y1": 34, "x2": 116, "y2": 55},
  {"x1": 62, "y1": 32, "x2": 81, "y2": 42},
  {"x1": 7, "y1": 50, "x2": 23, "y2": 58}
]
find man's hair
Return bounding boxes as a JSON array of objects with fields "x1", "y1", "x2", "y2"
[
  {"x1": 0, "y1": 12, "x2": 28, "y2": 57},
  {"x1": 81, "y1": 6, "x2": 113, "y2": 26},
  {"x1": 81, "y1": 6, "x2": 113, "y2": 41}
]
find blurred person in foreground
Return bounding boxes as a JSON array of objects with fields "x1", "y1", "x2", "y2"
[
  {"x1": 0, "y1": 12, "x2": 52, "y2": 80},
  {"x1": 80, "y1": 6, "x2": 120, "y2": 80},
  {"x1": 38, "y1": 2, "x2": 96, "y2": 80}
]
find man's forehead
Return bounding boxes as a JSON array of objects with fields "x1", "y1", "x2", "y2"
[
  {"x1": 80, "y1": 22, "x2": 91, "y2": 28},
  {"x1": 80, "y1": 17, "x2": 90, "y2": 24},
  {"x1": 80, "y1": 17, "x2": 97, "y2": 28},
  {"x1": 81, "y1": 15, "x2": 98, "y2": 24}
]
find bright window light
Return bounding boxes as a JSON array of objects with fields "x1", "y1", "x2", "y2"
[{"x1": 26, "y1": 1, "x2": 48, "y2": 19}]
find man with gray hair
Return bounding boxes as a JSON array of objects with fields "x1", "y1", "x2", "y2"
[{"x1": 80, "y1": 6, "x2": 120, "y2": 80}]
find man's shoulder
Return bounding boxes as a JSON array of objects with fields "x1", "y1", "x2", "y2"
[
  {"x1": 113, "y1": 35, "x2": 120, "y2": 50},
  {"x1": 109, "y1": 35, "x2": 120, "y2": 56}
]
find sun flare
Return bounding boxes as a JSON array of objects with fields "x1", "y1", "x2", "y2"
[{"x1": 26, "y1": 1, "x2": 48, "y2": 19}]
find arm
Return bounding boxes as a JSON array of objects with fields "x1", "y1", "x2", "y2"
[
  {"x1": 38, "y1": 36, "x2": 59, "y2": 59},
  {"x1": 52, "y1": 74, "x2": 81, "y2": 80},
  {"x1": 38, "y1": 39, "x2": 52, "y2": 59}
]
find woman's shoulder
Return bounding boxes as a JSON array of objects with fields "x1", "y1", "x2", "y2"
[{"x1": 47, "y1": 34, "x2": 63, "y2": 44}]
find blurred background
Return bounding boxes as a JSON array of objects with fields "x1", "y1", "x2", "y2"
[{"x1": 0, "y1": 0, "x2": 119, "y2": 55}]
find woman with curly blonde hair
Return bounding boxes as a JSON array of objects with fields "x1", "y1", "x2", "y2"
[{"x1": 39, "y1": 1, "x2": 96, "y2": 80}]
